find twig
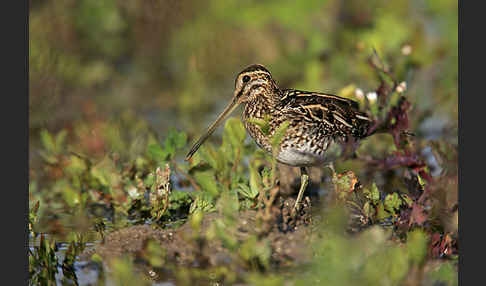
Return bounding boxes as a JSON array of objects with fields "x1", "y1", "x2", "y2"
[
  {"x1": 369, "y1": 48, "x2": 399, "y2": 90},
  {"x1": 231, "y1": 148, "x2": 241, "y2": 174},
  {"x1": 264, "y1": 185, "x2": 280, "y2": 219},
  {"x1": 172, "y1": 160, "x2": 201, "y2": 191}
]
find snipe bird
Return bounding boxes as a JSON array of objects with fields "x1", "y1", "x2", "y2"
[{"x1": 186, "y1": 64, "x2": 373, "y2": 212}]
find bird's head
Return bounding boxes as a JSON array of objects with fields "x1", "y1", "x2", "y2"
[
  {"x1": 185, "y1": 64, "x2": 277, "y2": 160},
  {"x1": 233, "y1": 64, "x2": 278, "y2": 104}
]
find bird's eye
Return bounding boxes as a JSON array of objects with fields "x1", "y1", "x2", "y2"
[{"x1": 242, "y1": 75, "x2": 251, "y2": 83}]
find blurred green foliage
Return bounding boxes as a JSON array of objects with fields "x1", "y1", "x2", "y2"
[
  {"x1": 29, "y1": 0, "x2": 457, "y2": 134},
  {"x1": 29, "y1": 0, "x2": 457, "y2": 285},
  {"x1": 299, "y1": 209, "x2": 428, "y2": 286}
]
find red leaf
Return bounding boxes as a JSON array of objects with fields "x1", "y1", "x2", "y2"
[{"x1": 409, "y1": 202, "x2": 427, "y2": 226}]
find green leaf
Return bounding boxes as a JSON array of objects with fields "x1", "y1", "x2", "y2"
[
  {"x1": 194, "y1": 170, "x2": 219, "y2": 197},
  {"x1": 189, "y1": 191, "x2": 216, "y2": 214},
  {"x1": 271, "y1": 121, "x2": 290, "y2": 151},
  {"x1": 143, "y1": 240, "x2": 166, "y2": 268},
  {"x1": 247, "y1": 117, "x2": 271, "y2": 136},
  {"x1": 169, "y1": 191, "x2": 193, "y2": 210},
  {"x1": 90, "y1": 158, "x2": 118, "y2": 188},
  {"x1": 200, "y1": 144, "x2": 225, "y2": 172},
  {"x1": 39, "y1": 151, "x2": 59, "y2": 164},
  {"x1": 376, "y1": 203, "x2": 388, "y2": 221},
  {"x1": 174, "y1": 131, "x2": 188, "y2": 148},
  {"x1": 147, "y1": 143, "x2": 168, "y2": 163},
  {"x1": 62, "y1": 185, "x2": 80, "y2": 208},
  {"x1": 370, "y1": 183, "x2": 380, "y2": 203},
  {"x1": 407, "y1": 230, "x2": 428, "y2": 265},
  {"x1": 65, "y1": 155, "x2": 87, "y2": 177},
  {"x1": 91, "y1": 253, "x2": 103, "y2": 263},
  {"x1": 40, "y1": 129, "x2": 56, "y2": 154},
  {"x1": 249, "y1": 162, "x2": 262, "y2": 197},
  {"x1": 238, "y1": 236, "x2": 271, "y2": 269},
  {"x1": 363, "y1": 201, "x2": 373, "y2": 219},
  {"x1": 144, "y1": 173, "x2": 155, "y2": 187},
  {"x1": 334, "y1": 171, "x2": 358, "y2": 201},
  {"x1": 190, "y1": 210, "x2": 204, "y2": 232},
  {"x1": 40, "y1": 129, "x2": 67, "y2": 156},
  {"x1": 147, "y1": 129, "x2": 187, "y2": 162},
  {"x1": 417, "y1": 174, "x2": 427, "y2": 188},
  {"x1": 223, "y1": 117, "x2": 246, "y2": 149},
  {"x1": 111, "y1": 256, "x2": 149, "y2": 286},
  {"x1": 427, "y1": 261, "x2": 458, "y2": 286},
  {"x1": 261, "y1": 166, "x2": 272, "y2": 188},
  {"x1": 208, "y1": 218, "x2": 238, "y2": 250},
  {"x1": 164, "y1": 129, "x2": 187, "y2": 159},
  {"x1": 219, "y1": 189, "x2": 240, "y2": 222},
  {"x1": 401, "y1": 194, "x2": 414, "y2": 208},
  {"x1": 163, "y1": 139, "x2": 176, "y2": 159},
  {"x1": 237, "y1": 183, "x2": 258, "y2": 199},
  {"x1": 384, "y1": 193, "x2": 402, "y2": 213},
  {"x1": 54, "y1": 130, "x2": 67, "y2": 149}
]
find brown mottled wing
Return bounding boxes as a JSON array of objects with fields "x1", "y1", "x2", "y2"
[{"x1": 280, "y1": 89, "x2": 372, "y2": 138}]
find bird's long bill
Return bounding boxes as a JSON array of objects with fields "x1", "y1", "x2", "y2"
[{"x1": 185, "y1": 97, "x2": 240, "y2": 160}]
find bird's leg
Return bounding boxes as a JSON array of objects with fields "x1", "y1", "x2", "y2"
[
  {"x1": 326, "y1": 162, "x2": 337, "y2": 194},
  {"x1": 326, "y1": 162, "x2": 335, "y2": 175},
  {"x1": 292, "y1": 167, "x2": 309, "y2": 214}
]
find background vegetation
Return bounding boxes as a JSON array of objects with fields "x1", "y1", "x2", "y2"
[{"x1": 29, "y1": 0, "x2": 457, "y2": 285}]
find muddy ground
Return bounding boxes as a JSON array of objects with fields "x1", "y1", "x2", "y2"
[
  {"x1": 81, "y1": 193, "x2": 318, "y2": 284},
  {"x1": 86, "y1": 165, "x2": 326, "y2": 269}
]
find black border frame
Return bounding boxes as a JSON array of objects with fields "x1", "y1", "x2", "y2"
[{"x1": 3, "y1": 0, "x2": 28, "y2": 284}]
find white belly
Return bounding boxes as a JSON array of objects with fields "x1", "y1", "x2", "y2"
[
  {"x1": 275, "y1": 140, "x2": 343, "y2": 167},
  {"x1": 276, "y1": 148, "x2": 324, "y2": 166}
]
